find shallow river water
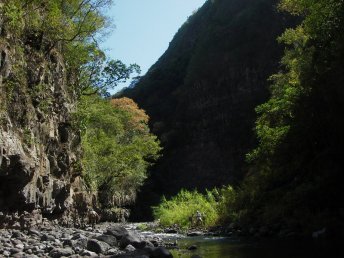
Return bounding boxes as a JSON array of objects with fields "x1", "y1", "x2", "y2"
[{"x1": 168, "y1": 236, "x2": 341, "y2": 258}]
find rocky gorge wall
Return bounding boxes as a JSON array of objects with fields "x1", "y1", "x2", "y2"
[
  {"x1": 122, "y1": 0, "x2": 297, "y2": 220},
  {"x1": 0, "y1": 13, "x2": 91, "y2": 226}
]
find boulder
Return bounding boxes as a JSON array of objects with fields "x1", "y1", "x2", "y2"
[
  {"x1": 96, "y1": 234, "x2": 117, "y2": 247},
  {"x1": 187, "y1": 231, "x2": 203, "y2": 237},
  {"x1": 63, "y1": 239, "x2": 73, "y2": 247},
  {"x1": 106, "y1": 248, "x2": 121, "y2": 255},
  {"x1": 105, "y1": 225, "x2": 129, "y2": 240},
  {"x1": 80, "y1": 249, "x2": 98, "y2": 257},
  {"x1": 144, "y1": 246, "x2": 173, "y2": 258},
  {"x1": 49, "y1": 247, "x2": 74, "y2": 258},
  {"x1": 73, "y1": 238, "x2": 88, "y2": 250},
  {"x1": 28, "y1": 229, "x2": 42, "y2": 237},
  {"x1": 124, "y1": 244, "x2": 136, "y2": 252},
  {"x1": 119, "y1": 232, "x2": 140, "y2": 249},
  {"x1": 87, "y1": 239, "x2": 111, "y2": 254}
]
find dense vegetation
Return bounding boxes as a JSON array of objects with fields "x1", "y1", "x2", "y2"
[
  {"x1": 76, "y1": 96, "x2": 160, "y2": 218},
  {"x1": 153, "y1": 0, "x2": 344, "y2": 237},
  {"x1": 122, "y1": 0, "x2": 295, "y2": 221},
  {"x1": 234, "y1": 0, "x2": 344, "y2": 236},
  {"x1": 1, "y1": 0, "x2": 160, "y2": 218},
  {"x1": 153, "y1": 186, "x2": 236, "y2": 229},
  {"x1": 2, "y1": 0, "x2": 343, "y2": 236}
]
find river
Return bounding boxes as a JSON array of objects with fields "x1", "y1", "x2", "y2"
[{"x1": 168, "y1": 236, "x2": 341, "y2": 258}]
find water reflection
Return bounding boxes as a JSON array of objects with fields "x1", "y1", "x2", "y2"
[{"x1": 170, "y1": 236, "x2": 341, "y2": 258}]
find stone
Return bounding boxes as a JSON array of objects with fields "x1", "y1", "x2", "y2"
[
  {"x1": 142, "y1": 246, "x2": 173, "y2": 258},
  {"x1": 119, "y1": 232, "x2": 141, "y2": 249},
  {"x1": 124, "y1": 244, "x2": 136, "y2": 252},
  {"x1": 96, "y1": 234, "x2": 117, "y2": 247},
  {"x1": 11, "y1": 239, "x2": 23, "y2": 245},
  {"x1": 153, "y1": 247, "x2": 173, "y2": 258},
  {"x1": 106, "y1": 248, "x2": 120, "y2": 255},
  {"x1": 312, "y1": 227, "x2": 326, "y2": 238},
  {"x1": 105, "y1": 225, "x2": 129, "y2": 240},
  {"x1": 80, "y1": 249, "x2": 98, "y2": 257},
  {"x1": 73, "y1": 238, "x2": 88, "y2": 249},
  {"x1": 187, "y1": 231, "x2": 203, "y2": 237},
  {"x1": 164, "y1": 228, "x2": 178, "y2": 234},
  {"x1": 12, "y1": 252, "x2": 26, "y2": 258},
  {"x1": 71, "y1": 233, "x2": 85, "y2": 240},
  {"x1": 63, "y1": 239, "x2": 73, "y2": 247},
  {"x1": 49, "y1": 247, "x2": 74, "y2": 258},
  {"x1": 11, "y1": 231, "x2": 25, "y2": 238},
  {"x1": 15, "y1": 243, "x2": 24, "y2": 249},
  {"x1": 188, "y1": 245, "x2": 198, "y2": 250},
  {"x1": 139, "y1": 240, "x2": 154, "y2": 249},
  {"x1": 41, "y1": 234, "x2": 56, "y2": 242},
  {"x1": 86, "y1": 239, "x2": 111, "y2": 254},
  {"x1": 4, "y1": 242, "x2": 12, "y2": 248},
  {"x1": 28, "y1": 229, "x2": 42, "y2": 237}
]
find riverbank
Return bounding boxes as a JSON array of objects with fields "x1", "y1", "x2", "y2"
[
  {"x1": 0, "y1": 223, "x2": 173, "y2": 257},
  {"x1": 1, "y1": 221, "x2": 342, "y2": 258}
]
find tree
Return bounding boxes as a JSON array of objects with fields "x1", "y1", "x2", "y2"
[
  {"x1": 240, "y1": 0, "x2": 344, "y2": 233},
  {"x1": 1, "y1": 0, "x2": 139, "y2": 96},
  {"x1": 76, "y1": 95, "x2": 161, "y2": 212}
]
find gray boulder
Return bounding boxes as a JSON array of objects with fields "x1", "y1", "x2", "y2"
[
  {"x1": 119, "y1": 232, "x2": 140, "y2": 249},
  {"x1": 105, "y1": 225, "x2": 129, "y2": 240},
  {"x1": 28, "y1": 229, "x2": 42, "y2": 237},
  {"x1": 73, "y1": 237, "x2": 88, "y2": 250},
  {"x1": 96, "y1": 234, "x2": 117, "y2": 247},
  {"x1": 143, "y1": 246, "x2": 173, "y2": 258},
  {"x1": 124, "y1": 244, "x2": 136, "y2": 252},
  {"x1": 80, "y1": 249, "x2": 98, "y2": 257},
  {"x1": 87, "y1": 239, "x2": 111, "y2": 254},
  {"x1": 49, "y1": 247, "x2": 74, "y2": 258},
  {"x1": 187, "y1": 231, "x2": 204, "y2": 237}
]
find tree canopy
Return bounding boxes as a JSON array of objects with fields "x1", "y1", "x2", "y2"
[
  {"x1": 75, "y1": 95, "x2": 161, "y2": 212},
  {"x1": 238, "y1": 0, "x2": 344, "y2": 234}
]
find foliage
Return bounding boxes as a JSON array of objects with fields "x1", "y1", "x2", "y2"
[
  {"x1": 238, "y1": 0, "x2": 344, "y2": 233},
  {"x1": 122, "y1": 0, "x2": 295, "y2": 221},
  {"x1": 153, "y1": 186, "x2": 237, "y2": 229},
  {"x1": 76, "y1": 95, "x2": 161, "y2": 209},
  {"x1": 1, "y1": 0, "x2": 139, "y2": 96},
  {"x1": 153, "y1": 189, "x2": 218, "y2": 229}
]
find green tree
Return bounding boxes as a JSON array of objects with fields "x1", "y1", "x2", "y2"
[
  {"x1": 76, "y1": 95, "x2": 161, "y2": 211},
  {"x1": 239, "y1": 0, "x2": 344, "y2": 234}
]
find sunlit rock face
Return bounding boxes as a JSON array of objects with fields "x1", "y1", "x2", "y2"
[
  {"x1": 0, "y1": 17, "x2": 87, "y2": 218},
  {"x1": 122, "y1": 0, "x2": 297, "y2": 219}
]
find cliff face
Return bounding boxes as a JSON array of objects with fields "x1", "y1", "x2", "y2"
[
  {"x1": 0, "y1": 17, "x2": 87, "y2": 218},
  {"x1": 122, "y1": 0, "x2": 296, "y2": 219}
]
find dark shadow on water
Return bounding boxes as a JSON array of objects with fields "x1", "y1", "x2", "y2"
[{"x1": 170, "y1": 236, "x2": 342, "y2": 258}]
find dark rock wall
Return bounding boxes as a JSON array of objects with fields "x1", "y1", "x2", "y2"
[
  {"x1": 122, "y1": 0, "x2": 297, "y2": 220},
  {"x1": 0, "y1": 15, "x2": 88, "y2": 218}
]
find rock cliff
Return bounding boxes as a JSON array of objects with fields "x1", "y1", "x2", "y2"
[
  {"x1": 0, "y1": 13, "x2": 89, "y2": 223},
  {"x1": 122, "y1": 0, "x2": 297, "y2": 219}
]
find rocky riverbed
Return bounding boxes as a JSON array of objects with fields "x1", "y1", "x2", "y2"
[{"x1": 0, "y1": 223, "x2": 173, "y2": 257}]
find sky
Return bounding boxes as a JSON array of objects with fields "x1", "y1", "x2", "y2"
[{"x1": 101, "y1": 0, "x2": 207, "y2": 93}]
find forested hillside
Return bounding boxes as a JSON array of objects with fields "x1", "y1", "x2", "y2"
[
  {"x1": 145, "y1": 0, "x2": 344, "y2": 238},
  {"x1": 235, "y1": 0, "x2": 344, "y2": 237},
  {"x1": 122, "y1": 0, "x2": 296, "y2": 220},
  {"x1": 0, "y1": 0, "x2": 159, "y2": 224}
]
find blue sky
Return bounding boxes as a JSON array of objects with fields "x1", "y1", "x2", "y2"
[{"x1": 101, "y1": 0, "x2": 207, "y2": 93}]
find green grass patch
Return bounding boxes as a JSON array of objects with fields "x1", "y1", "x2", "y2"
[{"x1": 153, "y1": 187, "x2": 237, "y2": 229}]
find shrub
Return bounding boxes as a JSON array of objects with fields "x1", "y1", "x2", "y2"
[{"x1": 153, "y1": 189, "x2": 219, "y2": 229}]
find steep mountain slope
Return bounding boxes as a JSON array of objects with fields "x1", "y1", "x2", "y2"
[
  {"x1": 122, "y1": 0, "x2": 296, "y2": 219},
  {"x1": 0, "y1": 1, "x2": 92, "y2": 225}
]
